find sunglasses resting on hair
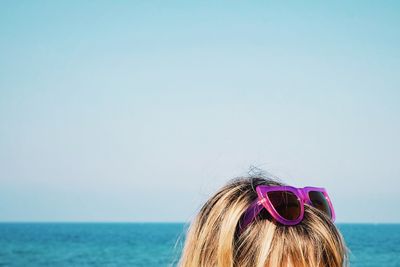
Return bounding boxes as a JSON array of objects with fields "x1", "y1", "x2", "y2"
[{"x1": 239, "y1": 185, "x2": 335, "y2": 231}]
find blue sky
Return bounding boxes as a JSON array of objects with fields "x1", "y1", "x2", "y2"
[{"x1": 0, "y1": 1, "x2": 399, "y2": 222}]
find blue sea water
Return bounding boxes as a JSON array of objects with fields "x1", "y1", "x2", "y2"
[{"x1": 0, "y1": 223, "x2": 399, "y2": 267}]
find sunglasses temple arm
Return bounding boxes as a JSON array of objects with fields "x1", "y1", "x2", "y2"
[{"x1": 239, "y1": 198, "x2": 265, "y2": 233}]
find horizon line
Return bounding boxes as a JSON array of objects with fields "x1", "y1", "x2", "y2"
[{"x1": 0, "y1": 221, "x2": 399, "y2": 224}]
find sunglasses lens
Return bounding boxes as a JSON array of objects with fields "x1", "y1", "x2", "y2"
[
  {"x1": 308, "y1": 191, "x2": 332, "y2": 218},
  {"x1": 267, "y1": 191, "x2": 301, "y2": 221}
]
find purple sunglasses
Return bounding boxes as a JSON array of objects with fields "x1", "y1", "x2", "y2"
[{"x1": 240, "y1": 185, "x2": 336, "y2": 231}]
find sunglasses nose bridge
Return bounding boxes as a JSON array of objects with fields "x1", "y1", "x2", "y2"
[{"x1": 297, "y1": 189, "x2": 308, "y2": 203}]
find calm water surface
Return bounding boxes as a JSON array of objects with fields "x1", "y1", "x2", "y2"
[{"x1": 0, "y1": 223, "x2": 399, "y2": 267}]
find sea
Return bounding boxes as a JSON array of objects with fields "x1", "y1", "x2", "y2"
[{"x1": 0, "y1": 223, "x2": 399, "y2": 267}]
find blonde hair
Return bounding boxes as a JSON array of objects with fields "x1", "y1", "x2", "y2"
[{"x1": 179, "y1": 177, "x2": 348, "y2": 267}]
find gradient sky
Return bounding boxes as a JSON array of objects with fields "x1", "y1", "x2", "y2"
[{"x1": 1, "y1": 1, "x2": 399, "y2": 223}]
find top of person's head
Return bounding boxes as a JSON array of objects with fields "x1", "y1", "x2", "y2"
[{"x1": 179, "y1": 175, "x2": 348, "y2": 267}]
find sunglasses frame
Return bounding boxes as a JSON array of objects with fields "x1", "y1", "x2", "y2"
[{"x1": 240, "y1": 185, "x2": 335, "y2": 231}]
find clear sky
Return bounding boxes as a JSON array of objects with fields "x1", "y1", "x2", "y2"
[{"x1": 1, "y1": 1, "x2": 399, "y2": 223}]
